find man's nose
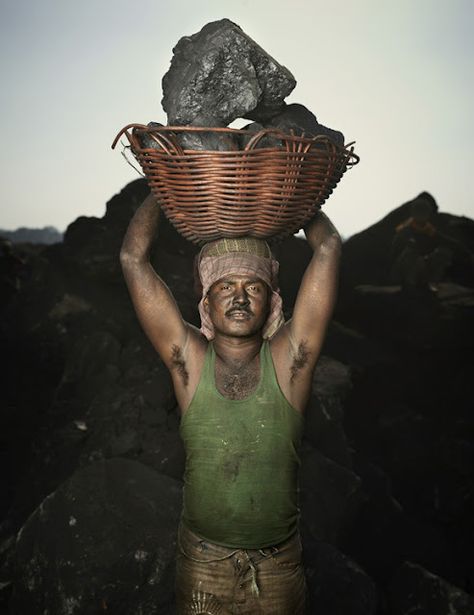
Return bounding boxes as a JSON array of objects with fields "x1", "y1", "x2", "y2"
[{"x1": 233, "y1": 286, "x2": 250, "y2": 305}]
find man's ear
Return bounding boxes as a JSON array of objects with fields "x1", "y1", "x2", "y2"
[{"x1": 203, "y1": 295, "x2": 210, "y2": 314}]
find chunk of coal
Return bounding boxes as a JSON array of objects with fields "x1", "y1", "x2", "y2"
[
  {"x1": 173, "y1": 129, "x2": 239, "y2": 152},
  {"x1": 238, "y1": 104, "x2": 345, "y2": 150},
  {"x1": 238, "y1": 122, "x2": 281, "y2": 149},
  {"x1": 162, "y1": 18, "x2": 296, "y2": 128},
  {"x1": 134, "y1": 122, "x2": 238, "y2": 152},
  {"x1": 238, "y1": 122, "x2": 263, "y2": 148},
  {"x1": 133, "y1": 122, "x2": 165, "y2": 150},
  {"x1": 265, "y1": 103, "x2": 345, "y2": 146}
]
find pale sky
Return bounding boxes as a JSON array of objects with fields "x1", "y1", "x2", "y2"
[{"x1": 1, "y1": 0, "x2": 473, "y2": 238}]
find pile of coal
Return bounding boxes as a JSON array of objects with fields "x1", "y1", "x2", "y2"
[
  {"x1": 135, "y1": 19, "x2": 345, "y2": 152},
  {"x1": 1, "y1": 180, "x2": 473, "y2": 614}
]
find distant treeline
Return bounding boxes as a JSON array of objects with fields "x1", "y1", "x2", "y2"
[{"x1": 0, "y1": 226, "x2": 63, "y2": 245}]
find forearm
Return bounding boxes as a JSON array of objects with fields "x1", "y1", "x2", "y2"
[
  {"x1": 118, "y1": 192, "x2": 189, "y2": 359},
  {"x1": 302, "y1": 211, "x2": 341, "y2": 319},
  {"x1": 120, "y1": 193, "x2": 160, "y2": 265}
]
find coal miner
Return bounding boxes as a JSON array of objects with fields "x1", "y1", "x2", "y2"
[{"x1": 120, "y1": 193, "x2": 341, "y2": 614}]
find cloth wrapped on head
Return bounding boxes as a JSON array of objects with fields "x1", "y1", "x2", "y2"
[{"x1": 197, "y1": 237, "x2": 284, "y2": 340}]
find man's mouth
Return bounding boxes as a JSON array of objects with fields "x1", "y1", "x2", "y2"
[{"x1": 226, "y1": 308, "x2": 253, "y2": 319}]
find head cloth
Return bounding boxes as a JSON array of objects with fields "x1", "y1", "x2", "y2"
[{"x1": 197, "y1": 237, "x2": 284, "y2": 340}]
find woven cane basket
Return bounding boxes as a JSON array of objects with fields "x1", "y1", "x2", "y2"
[{"x1": 112, "y1": 124, "x2": 359, "y2": 244}]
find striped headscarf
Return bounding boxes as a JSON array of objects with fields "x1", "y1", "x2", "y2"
[{"x1": 197, "y1": 237, "x2": 284, "y2": 340}]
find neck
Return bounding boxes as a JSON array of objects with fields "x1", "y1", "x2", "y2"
[{"x1": 212, "y1": 333, "x2": 263, "y2": 366}]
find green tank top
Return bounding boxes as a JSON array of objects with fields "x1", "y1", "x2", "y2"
[{"x1": 180, "y1": 341, "x2": 303, "y2": 549}]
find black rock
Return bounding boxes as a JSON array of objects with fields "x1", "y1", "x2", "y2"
[
  {"x1": 4, "y1": 179, "x2": 474, "y2": 614},
  {"x1": 172, "y1": 127, "x2": 239, "y2": 152},
  {"x1": 161, "y1": 19, "x2": 295, "y2": 127},
  {"x1": 133, "y1": 122, "x2": 237, "y2": 154},
  {"x1": 237, "y1": 104, "x2": 345, "y2": 150},
  {"x1": 389, "y1": 561, "x2": 474, "y2": 615},
  {"x1": 342, "y1": 458, "x2": 451, "y2": 586},
  {"x1": 237, "y1": 122, "x2": 269, "y2": 149},
  {"x1": 9, "y1": 458, "x2": 182, "y2": 615},
  {"x1": 60, "y1": 329, "x2": 122, "y2": 393},
  {"x1": 132, "y1": 121, "x2": 165, "y2": 150},
  {"x1": 304, "y1": 356, "x2": 353, "y2": 468},
  {"x1": 271, "y1": 234, "x2": 312, "y2": 310},
  {"x1": 299, "y1": 442, "x2": 362, "y2": 544},
  {"x1": 265, "y1": 103, "x2": 345, "y2": 146},
  {"x1": 304, "y1": 537, "x2": 378, "y2": 615}
]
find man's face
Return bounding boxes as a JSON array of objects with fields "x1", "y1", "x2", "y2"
[{"x1": 204, "y1": 274, "x2": 270, "y2": 338}]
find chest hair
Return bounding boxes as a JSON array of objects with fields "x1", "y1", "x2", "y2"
[{"x1": 215, "y1": 357, "x2": 261, "y2": 400}]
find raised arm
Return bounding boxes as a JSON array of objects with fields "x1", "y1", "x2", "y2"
[
  {"x1": 271, "y1": 211, "x2": 341, "y2": 410},
  {"x1": 291, "y1": 210, "x2": 341, "y2": 357},
  {"x1": 120, "y1": 194, "x2": 192, "y2": 368}
]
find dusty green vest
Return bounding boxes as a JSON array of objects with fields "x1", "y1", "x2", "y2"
[{"x1": 180, "y1": 341, "x2": 303, "y2": 549}]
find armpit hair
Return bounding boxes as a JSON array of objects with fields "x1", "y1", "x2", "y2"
[
  {"x1": 290, "y1": 341, "x2": 310, "y2": 382},
  {"x1": 171, "y1": 345, "x2": 189, "y2": 386}
]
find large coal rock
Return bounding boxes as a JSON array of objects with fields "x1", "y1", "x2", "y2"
[
  {"x1": 9, "y1": 458, "x2": 181, "y2": 615},
  {"x1": 3, "y1": 180, "x2": 473, "y2": 614},
  {"x1": 341, "y1": 458, "x2": 451, "y2": 587},
  {"x1": 304, "y1": 538, "x2": 378, "y2": 615},
  {"x1": 299, "y1": 443, "x2": 362, "y2": 544},
  {"x1": 162, "y1": 19, "x2": 295, "y2": 127},
  {"x1": 389, "y1": 561, "x2": 474, "y2": 615},
  {"x1": 265, "y1": 103, "x2": 345, "y2": 145},
  {"x1": 238, "y1": 102, "x2": 345, "y2": 150},
  {"x1": 305, "y1": 355, "x2": 353, "y2": 468}
]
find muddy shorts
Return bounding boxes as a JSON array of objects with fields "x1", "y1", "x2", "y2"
[{"x1": 175, "y1": 523, "x2": 306, "y2": 614}]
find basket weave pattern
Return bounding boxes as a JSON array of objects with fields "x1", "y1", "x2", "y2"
[{"x1": 112, "y1": 125, "x2": 359, "y2": 244}]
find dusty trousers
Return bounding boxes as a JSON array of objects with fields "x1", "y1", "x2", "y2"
[{"x1": 175, "y1": 523, "x2": 306, "y2": 615}]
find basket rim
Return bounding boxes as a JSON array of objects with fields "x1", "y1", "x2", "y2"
[{"x1": 112, "y1": 123, "x2": 359, "y2": 164}]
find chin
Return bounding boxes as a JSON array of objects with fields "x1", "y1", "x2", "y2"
[
  {"x1": 210, "y1": 312, "x2": 268, "y2": 338},
  {"x1": 224, "y1": 322, "x2": 265, "y2": 338}
]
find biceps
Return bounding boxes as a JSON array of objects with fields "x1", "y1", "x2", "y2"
[{"x1": 122, "y1": 263, "x2": 187, "y2": 354}]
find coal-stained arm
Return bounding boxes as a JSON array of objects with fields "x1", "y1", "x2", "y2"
[
  {"x1": 289, "y1": 210, "x2": 341, "y2": 365},
  {"x1": 120, "y1": 194, "x2": 188, "y2": 364}
]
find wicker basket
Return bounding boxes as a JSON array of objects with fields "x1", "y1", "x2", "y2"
[{"x1": 112, "y1": 124, "x2": 359, "y2": 244}]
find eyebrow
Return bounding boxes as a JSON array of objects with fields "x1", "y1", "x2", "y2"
[{"x1": 217, "y1": 277, "x2": 264, "y2": 285}]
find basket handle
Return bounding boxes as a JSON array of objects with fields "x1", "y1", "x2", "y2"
[
  {"x1": 244, "y1": 128, "x2": 282, "y2": 151},
  {"x1": 111, "y1": 124, "x2": 147, "y2": 149},
  {"x1": 111, "y1": 123, "x2": 185, "y2": 156},
  {"x1": 135, "y1": 128, "x2": 185, "y2": 156},
  {"x1": 244, "y1": 128, "x2": 313, "y2": 154}
]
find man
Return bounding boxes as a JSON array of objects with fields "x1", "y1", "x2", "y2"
[
  {"x1": 390, "y1": 194, "x2": 474, "y2": 294},
  {"x1": 390, "y1": 195, "x2": 442, "y2": 292},
  {"x1": 120, "y1": 193, "x2": 341, "y2": 614}
]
